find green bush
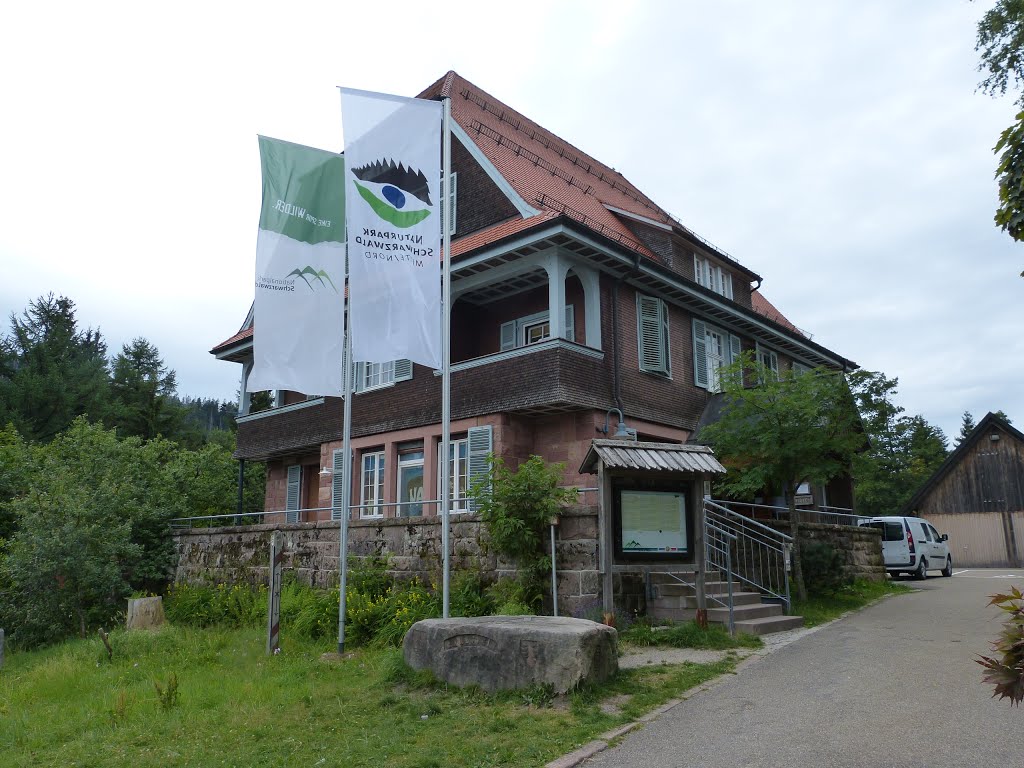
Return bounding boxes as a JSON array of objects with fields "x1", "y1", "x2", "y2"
[
  {"x1": 472, "y1": 455, "x2": 576, "y2": 610},
  {"x1": 800, "y1": 540, "x2": 851, "y2": 596}
]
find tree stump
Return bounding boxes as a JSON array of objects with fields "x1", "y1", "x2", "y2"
[{"x1": 126, "y1": 597, "x2": 165, "y2": 630}]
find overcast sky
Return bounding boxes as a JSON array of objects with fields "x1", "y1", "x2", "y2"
[{"x1": 1, "y1": 1, "x2": 1019, "y2": 441}]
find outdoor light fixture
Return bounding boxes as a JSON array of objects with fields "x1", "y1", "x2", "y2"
[
  {"x1": 319, "y1": 466, "x2": 333, "y2": 477},
  {"x1": 600, "y1": 408, "x2": 635, "y2": 440}
]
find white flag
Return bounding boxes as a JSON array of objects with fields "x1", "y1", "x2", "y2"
[
  {"x1": 340, "y1": 88, "x2": 442, "y2": 368},
  {"x1": 248, "y1": 136, "x2": 346, "y2": 396}
]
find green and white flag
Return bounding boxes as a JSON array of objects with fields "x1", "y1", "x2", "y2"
[
  {"x1": 340, "y1": 88, "x2": 442, "y2": 368},
  {"x1": 248, "y1": 136, "x2": 346, "y2": 396}
]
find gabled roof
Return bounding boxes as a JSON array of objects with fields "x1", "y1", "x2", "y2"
[
  {"x1": 900, "y1": 412, "x2": 1024, "y2": 514},
  {"x1": 420, "y1": 71, "x2": 759, "y2": 280}
]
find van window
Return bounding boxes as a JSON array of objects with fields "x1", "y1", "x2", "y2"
[
  {"x1": 918, "y1": 523, "x2": 933, "y2": 542},
  {"x1": 868, "y1": 522, "x2": 904, "y2": 542}
]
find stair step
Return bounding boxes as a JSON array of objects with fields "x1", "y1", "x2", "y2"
[
  {"x1": 645, "y1": 606, "x2": 696, "y2": 622},
  {"x1": 707, "y1": 603, "x2": 783, "y2": 622},
  {"x1": 731, "y1": 615, "x2": 804, "y2": 636},
  {"x1": 655, "y1": 580, "x2": 734, "y2": 597}
]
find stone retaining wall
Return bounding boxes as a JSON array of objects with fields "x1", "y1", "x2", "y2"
[
  {"x1": 171, "y1": 505, "x2": 601, "y2": 618},
  {"x1": 761, "y1": 520, "x2": 885, "y2": 582}
]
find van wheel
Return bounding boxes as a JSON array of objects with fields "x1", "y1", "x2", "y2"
[
  {"x1": 914, "y1": 558, "x2": 928, "y2": 580},
  {"x1": 942, "y1": 557, "x2": 953, "y2": 577}
]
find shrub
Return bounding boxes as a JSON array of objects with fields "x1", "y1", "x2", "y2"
[
  {"x1": 799, "y1": 540, "x2": 851, "y2": 596},
  {"x1": 977, "y1": 586, "x2": 1024, "y2": 705},
  {"x1": 472, "y1": 455, "x2": 577, "y2": 610}
]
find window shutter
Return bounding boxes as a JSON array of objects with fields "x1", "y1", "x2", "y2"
[
  {"x1": 725, "y1": 273, "x2": 734, "y2": 300},
  {"x1": 637, "y1": 294, "x2": 667, "y2": 374},
  {"x1": 393, "y1": 359, "x2": 413, "y2": 382},
  {"x1": 692, "y1": 318, "x2": 709, "y2": 388},
  {"x1": 693, "y1": 254, "x2": 703, "y2": 286},
  {"x1": 564, "y1": 304, "x2": 575, "y2": 343},
  {"x1": 441, "y1": 172, "x2": 458, "y2": 235},
  {"x1": 467, "y1": 424, "x2": 493, "y2": 512},
  {"x1": 500, "y1": 321, "x2": 516, "y2": 351},
  {"x1": 331, "y1": 449, "x2": 346, "y2": 521},
  {"x1": 353, "y1": 362, "x2": 365, "y2": 393},
  {"x1": 286, "y1": 465, "x2": 301, "y2": 523}
]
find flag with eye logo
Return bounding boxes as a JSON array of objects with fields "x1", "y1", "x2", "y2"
[{"x1": 340, "y1": 88, "x2": 443, "y2": 368}]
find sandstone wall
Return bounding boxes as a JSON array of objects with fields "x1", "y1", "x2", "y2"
[{"x1": 171, "y1": 505, "x2": 601, "y2": 618}]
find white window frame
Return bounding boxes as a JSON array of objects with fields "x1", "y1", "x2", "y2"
[
  {"x1": 437, "y1": 437, "x2": 470, "y2": 513},
  {"x1": 500, "y1": 305, "x2": 575, "y2": 351},
  {"x1": 397, "y1": 450, "x2": 425, "y2": 518},
  {"x1": 756, "y1": 343, "x2": 779, "y2": 381},
  {"x1": 361, "y1": 361, "x2": 395, "y2": 391},
  {"x1": 693, "y1": 254, "x2": 733, "y2": 300},
  {"x1": 360, "y1": 450, "x2": 386, "y2": 518}
]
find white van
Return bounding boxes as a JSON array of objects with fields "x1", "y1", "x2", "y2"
[{"x1": 860, "y1": 516, "x2": 952, "y2": 579}]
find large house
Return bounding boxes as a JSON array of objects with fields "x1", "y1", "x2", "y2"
[{"x1": 212, "y1": 70, "x2": 856, "y2": 539}]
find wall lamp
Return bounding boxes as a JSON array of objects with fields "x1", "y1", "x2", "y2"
[{"x1": 599, "y1": 408, "x2": 637, "y2": 440}]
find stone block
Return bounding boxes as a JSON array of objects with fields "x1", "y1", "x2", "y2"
[
  {"x1": 403, "y1": 616, "x2": 617, "y2": 693},
  {"x1": 126, "y1": 597, "x2": 165, "y2": 630}
]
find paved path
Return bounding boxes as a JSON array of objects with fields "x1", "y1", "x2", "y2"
[{"x1": 585, "y1": 569, "x2": 1024, "y2": 768}]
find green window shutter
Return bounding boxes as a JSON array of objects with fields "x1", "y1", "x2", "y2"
[
  {"x1": 467, "y1": 424, "x2": 493, "y2": 512},
  {"x1": 393, "y1": 359, "x2": 413, "y2": 382},
  {"x1": 637, "y1": 294, "x2": 668, "y2": 374},
  {"x1": 286, "y1": 465, "x2": 301, "y2": 523},
  {"x1": 331, "y1": 449, "x2": 346, "y2": 521},
  {"x1": 564, "y1": 304, "x2": 575, "y2": 343},
  {"x1": 692, "y1": 318, "x2": 709, "y2": 388},
  {"x1": 500, "y1": 321, "x2": 516, "y2": 351}
]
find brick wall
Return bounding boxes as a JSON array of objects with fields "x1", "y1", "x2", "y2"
[{"x1": 451, "y1": 137, "x2": 519, "y2": 237}]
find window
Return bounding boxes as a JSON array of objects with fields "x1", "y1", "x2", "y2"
[
  {"x1": 791, "y1": 361, "x2": 812, "y2": 376},
  {"x1": 691, "y1": 318, "x2": 741, "y2": 391},
  {"x1": 500, "y1": 306, "x2": 575, "y2": 351},
  {"x1": 397, "y1": 450, "x2": 424, "y2": 518},
  {"x1": 353, "y1": 359, "x2": 413, "y2": 392},
  {"x1": 360, "y1": 451, "x2": 385, "y2": 517},
  {"x1": 438, "y1": 438, "x2": 470, "y2": 512},
  {"x1": 756, "y1": 344, "x2": 779, "y2": 381},
  {"x1": 637, "y1": 294, "x2": 670, "y2": 375},
  {"x1": 693, "y1": 254, "x2": 734, "y2": 300},
  {"x1": 285, "y1": 464, "x2": 301, "y2": 523}
]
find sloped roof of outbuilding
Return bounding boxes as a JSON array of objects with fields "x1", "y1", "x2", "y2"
[{"x1": 580, "y1": 439, "x2": 727, "y2": 475}]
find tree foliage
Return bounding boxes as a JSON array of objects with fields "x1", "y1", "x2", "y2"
[
  {"x1": 471, "y1": 455, "x2": 577, "y2": 609},
  {"x1": 697, "y1": 356, "x2": 864, "y2": 600},
  {"x1": 0, "y1": 294, "x2": 111, "y2": 441},
  {"x1": 110, "y1": 337, "x2": 182, "y2": 441},
  {"x1": 849, "y1": 371, "x2": 948, "y2": 517},
  {"x1": 976, "y1": 0, "x2": 1024, "y2": 260}
]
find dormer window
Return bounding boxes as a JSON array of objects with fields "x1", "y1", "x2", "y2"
[{"x1": 694, "y1": 254, "x2": 733, "y2": 300}]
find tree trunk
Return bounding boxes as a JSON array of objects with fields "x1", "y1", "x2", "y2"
[{"x1": 785, "y1": 481, "x2": 807, "y2": 603}]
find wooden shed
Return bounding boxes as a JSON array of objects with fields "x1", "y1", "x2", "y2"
[{"x1": 901, "y1": 412, "x2": 1024, "y2": 567}]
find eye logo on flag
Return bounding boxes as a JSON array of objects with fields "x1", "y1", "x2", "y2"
[{"x1": 352, "y1": 159, "x2": 432, "y2": 229}]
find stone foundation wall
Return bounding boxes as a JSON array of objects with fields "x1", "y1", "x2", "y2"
[
  {"x1": 760, "y1": 521, "x2": 885, "y2": 582},
  {"x1": 172, "y1": 505, "x2": 601, "y2": 618}
]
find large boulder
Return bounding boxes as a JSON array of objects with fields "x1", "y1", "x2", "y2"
[{"x1": 403, "y1": 615, "x2": 617, "y2": 693}]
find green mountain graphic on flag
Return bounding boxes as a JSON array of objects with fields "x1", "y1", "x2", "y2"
[{"x1": 286, "y1": 266, "x2": 338, "y2": 292}]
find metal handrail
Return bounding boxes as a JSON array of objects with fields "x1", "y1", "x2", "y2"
[
  {"x1": 714, "y1": 499, "x2": 870, "y2": 527},
  {"x1": 704, "y1": 520, "x2": 737, "y2": 634},
  {"x1": 705, "y1": 499, "x2": 792, "y2": 612}
]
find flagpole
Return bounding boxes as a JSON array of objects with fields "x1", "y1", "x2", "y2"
[
  {"x1": 441, "y1": 95, "x2": 452, "y2": 619},
  {"x1": 337, "y1": 246, "x2": 353, "y2": 653}
]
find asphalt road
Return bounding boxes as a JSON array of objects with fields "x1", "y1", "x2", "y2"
[{"x1": 585, "y1": 569, "x2": 1024, "y2": 768}]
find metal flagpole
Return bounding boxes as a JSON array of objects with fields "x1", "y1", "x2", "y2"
[
  {"x1": 441, "y1": 95, "x2": 452, "y2": 618},
  {"x1": 337, "y1": 245, "x2": 354, "y2": 653}
]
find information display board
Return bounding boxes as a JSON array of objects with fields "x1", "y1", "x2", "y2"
[{"x1": 619, "y1": 490, "x2": 688, "y2": 553}]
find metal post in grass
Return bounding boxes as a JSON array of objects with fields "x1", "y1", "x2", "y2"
[
  {"x1": 267, "y1": 532, "x2": 283, "y2": 655},
  {"x1": 550, "y1": 518, "x2": 559, "y2": 617},
  {"x1": 0, "y1": 627, "x2": 5, "y2": 669}
]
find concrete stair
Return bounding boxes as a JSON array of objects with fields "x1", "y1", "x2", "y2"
[{"x1": 647, "y1": 573, "x2": 803, "y2": 636}]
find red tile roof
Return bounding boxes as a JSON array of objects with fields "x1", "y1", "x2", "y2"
[
  {"x1": 751, "y1": 290, "x2": 805, "y2": 337},
  {"x1": 213, "y1": 73, "x2": 795, "y2": 353}
]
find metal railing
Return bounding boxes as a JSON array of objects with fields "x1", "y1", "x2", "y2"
[
  {"x1": 703, "y1": 519, "x2": 737, "y2": 634},
  {"x1": 712, "y1": 500, "x2": 870, "y2": 528},
  {"x1": 705, "y1": 499, "x2": 793, "y2": 613}
]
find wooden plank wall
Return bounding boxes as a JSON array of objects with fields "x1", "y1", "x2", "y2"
[
  {"x1": 918, "y1": 426, "x2": 1024, "y2": 516},
  {"x1": 925, "y1": 513, "x2": 1012, "y2": 568}
]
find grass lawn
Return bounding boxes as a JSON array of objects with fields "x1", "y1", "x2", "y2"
[
  {"x1": 0, "y1": 625, "x2": 737, "y2": 768},
  {"x1": 792, "y1": 578, "x2": 911, "y2": 627}
]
